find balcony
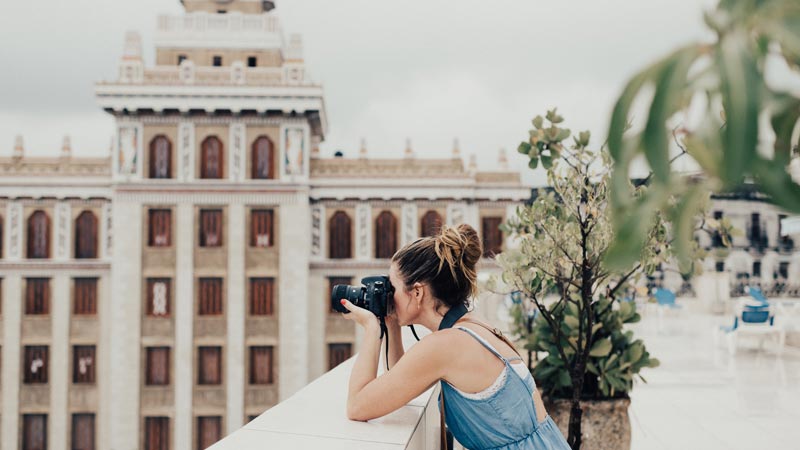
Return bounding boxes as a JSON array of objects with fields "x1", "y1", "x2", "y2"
[
  {"x1": 210, "y1": 358, "x2": 440, "y2": 450},
  {"x1": 155, "y1": 12, "x2": 284, "y2": 50}
]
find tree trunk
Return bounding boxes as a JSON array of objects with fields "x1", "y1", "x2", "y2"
[{"x1": 567, "y1": 398, "x2": 583, "y2": 449}]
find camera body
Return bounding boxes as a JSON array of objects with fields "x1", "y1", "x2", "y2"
[{"x1": 330, "y1": 275, "x2": 394, "y2": 317}]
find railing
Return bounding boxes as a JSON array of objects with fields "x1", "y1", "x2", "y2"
[
  {"x1": 117, "y1": 65, "x2": 299, "y2": 87},
  {"x1": 210, "y1": 328, "x2": 442, "y2": 450},
  {"x1": 157, "y1": 13, "x2": 279, "y2": 34}
]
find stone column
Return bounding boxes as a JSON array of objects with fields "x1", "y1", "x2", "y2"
[
  {"x1": 178, "y1": 121, "x2": 196, "y2": 182},
  {"x1": 174, "y1": 204, "x2": 194, "y2": 450},
  {"x1": 50, "y1": 275, "x2": 70, "y2": 450},
  {"x1": 228, "y1": 122, "x2": 246, "y2": 183},
  {"x1": 401, "y1": 203, "x2": 418, "y2": 247},
  {"x1": 355, "y1": 203, "x2": 372, "y2": 260},
  {"x1": 310, "y1": 203, "x2": 325, "y2": 260},
  {"x1": 109, "y1": 201, "x2": 142, "y2": 450},
  {"x1": 100, "y1": 202, "x2": 113, "y2": 260},
  {"x1": 446, "y1": 202, "x2": 467, "y2": 227},
  {"x1": 226, "y1": 203, "x2": 246, "y2": 433},
  {"x1": 97, "y1": 274, "x2": 111, "y2": 450},
  {"x1": 1, "y1": 275, "x2": 21, "y2": 450},
  {"x1": 278, "y1": 198, "x2": 311, "y2": 400},
  {"x1": 54, "y1": 202, "x2": 72, "y2": 261}
]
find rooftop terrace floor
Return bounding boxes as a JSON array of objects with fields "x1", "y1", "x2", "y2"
[{"x1": 628, "y1": 309, "x2": 800, "y2": 449}]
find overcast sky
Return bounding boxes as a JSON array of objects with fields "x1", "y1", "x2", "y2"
[{"x1": 0, "y1": 0, "x2": 721, "y2": 185}]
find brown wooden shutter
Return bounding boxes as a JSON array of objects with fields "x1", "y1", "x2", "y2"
[
  {"x1": 71, "y1": 414, "x2": 95, "y2": 450},
  {"x1": 24, "y1": 346, "x2": 48, "y2": 384},
  {"x1": 146, "y1": 278, "x2": 171, "y2": 317},
  {"x1": 27, "y1": 210, "x2": 50, "y2": 259},
  {"x1": 249, "y1": 278, "x2": 274, "y2": 316},
  {"x1": 75, "y1": 211, "x2": 98, "y2": 259},
  {"x1": 482, "y1": 217, "x2": 503, "y2": 257},
  {"x1": 201, "y1": 136, "x2": 223, "y2": 179},
  {"x1": 148, "y1": 209, "x2": 172, "y2": 247},
  {"x1": 328, "y1": 343, "x2": 352, "y2": 370},
  {"x1": 420, "y1": 210, "x2": 443, "y2": 238},
  {"x1": 22, "y1": 414, "x2": 47, "y2": 450},
  {"x1": 26, "y1": 278, "x2": 50, "y2": 315},
  {"x1": 72, "y1": 345, "x2": 96, "y2": 384},
  {"x1": 250, "y1": 209, "x2": 274, "y2": 247},
  {"x1": 251, "y1": 136, "x2": 275, "y2": 179},
  {"x1": 375, "y1": 211, "x2": 398, "y2": 259},
  {"x1": 149, "y1": 136, "x2": 172, "y2": 179},
  {"x1": 198, "y1": 278, "x2": 223, "y2": 315},
  {"x1": 249, "y1": 346, "x2": 274, "y2": 385},
  {"x1": 328, "y1": 277, "x2": 352, "y2": 313},
  {"x1": 198, "y1": 346, "x2": 222, "y2": 385},
  {"x1": 144, "y1": 417, "x2": 169, "y2": 450},
  {"x1": 197, "y1": 416, "x2": 222, "y2": 450},
  {"x1": 145, "y1": 347, "x2": 170, "y2": 386},
  {"x1": 200, "y1": 210, "x2": 223, "y2": 247},
  {"x1": 74, "y1": 278, "x2": 98, "y2": 315},
  {"x1": 328, "y1": 211, "x2": 352, "y2": 259}
]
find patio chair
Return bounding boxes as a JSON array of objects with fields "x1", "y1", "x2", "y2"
[
  {"x1": 653, "y1": 288, "x2": 684, "y2": 332},
  {"x1": 716, "y1": 300, "x2": 785, "y2": 355}
]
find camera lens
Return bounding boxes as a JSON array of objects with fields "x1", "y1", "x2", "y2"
[{"x1": 331, "y1": 284, "x2": 363, "y2": 313}]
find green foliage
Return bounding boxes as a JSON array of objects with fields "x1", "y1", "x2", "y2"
[{"x1": 606, "y1": 0, "x2": 800, "y2": 270}]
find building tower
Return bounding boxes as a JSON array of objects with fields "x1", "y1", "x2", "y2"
[{"x1": 95, "y1": 1, "x2": 326, "y2": 449}]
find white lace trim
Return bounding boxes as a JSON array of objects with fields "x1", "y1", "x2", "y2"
[{"x1": 448, "y1": 363, "x2": 530, "y2": 400}]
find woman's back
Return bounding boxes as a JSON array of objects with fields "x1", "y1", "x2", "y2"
[{"x1": 440, "y1": 326, "x2": 571, "y2": 450}]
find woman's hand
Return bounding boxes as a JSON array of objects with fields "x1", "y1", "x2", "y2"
[{"x1": 339, "y1": 299, "x2": 381, "y2": 331}]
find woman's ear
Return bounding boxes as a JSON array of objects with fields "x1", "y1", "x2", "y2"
[{"x1": 412, "y1": 282, "x2": 424, "y2": 300}]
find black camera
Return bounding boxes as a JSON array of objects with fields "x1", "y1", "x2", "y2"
[{"x1": 330, "y1": 275, "x2": 395, "y2": 317}]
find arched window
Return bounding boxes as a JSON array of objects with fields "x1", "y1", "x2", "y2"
[
  {"x1": 251, "y1": 136, "x2": 275, "y2": 179},
  {"x1": 328, "y1": 211, "x2": 352, "y2": 259},
  {"x1": 200, "y1": 136, "x2": 224, "y2": 179},
  {"x1": 75, "y1": 211, "x2": 98, "y2": 259},
  {"x1": 420, "y1": 210, "x2": 443, "y2": 238},
  {"x1": 375, "y1": 211, "x2": 398, "y2": 259},
  {"x1": 149, "y1": 135, "x2": 172, "y2": 179},
  {"x1": 27, "y1": 210, "x2": 50, "y2": 259}
]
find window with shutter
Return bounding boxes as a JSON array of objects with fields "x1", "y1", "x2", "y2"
[
  {"x1": 197, "y1": 416, "x2": 222, "y2": 450},
  {"x1": 73, "y1": 278, "x2": 97, "y2": 315},
  {"x1": 24, "y1": 346, "x2": 48, "y2": 384},
  {"x1": 198, "y1": 278, "x2": 223, "y2": 315},
  {"x1": 249, "y1": 346, "x2": 274, "y2": 384},
  {"x1": 146, "y1": 278, "x2": 171, "y2": 317},
  {"x1": 148, "y1": 209, "x2": 172, "y2": 247},
  {"x1": 481, "y1": 217, "x2": 503, "y2": 257},
  {"x1": 149, "y1": 135, "x2": 172, "y2": 179},
  {"x1": 328, "y1": 343, "x2": 352, "y2": 370},
  {"x1": 71, "y1": 414, "x2": 95, "y2": 450},
  {"x1": 328, "y1": 211, "x2": 352, "y2": 259},
  {"x1": 75, "y1": 211, "x2": 98, "y2": 259},
  {"x1": 375, "y1": 211, "x2": 398, "y2": 259},
  {"x1": 251, "y1": 136, "x2": 275, "y2": 179},
  {"x1": 198, "y1": 346, "x2": 222, "y2": 385},
  {"x1": 22, "y1": 414, "x2": 47, "y2": 450},
  {"x1": 27, "y1": 210, "x2": 50, "y2": 259},
  {"x1": 420, "y1": 210, "x2": 443, "y2": 238},
  {"x1": 199, "y1": 209, "x2": 223, "y2": 247},
  {"x1": 249, "y1": 278, "x2": 274, "y2": 316},
  {"x1": 26, "y1": 278, "x2": 50, "y2": 315},
  {"x1": 200, "y1": 136, "x2": 224, "y2": 179},
  {"x1": 73, "y1": 345, "x2": 96, "y2": 384},
  {"x1": 145, "y1": 347, "x2": 170, "y2": 386},
  {"x1": 250, "y1": 209, "x2": 274, "y2": 248},
  {"x1": 327, "y1": 277, "x2": 352, "y2": 313},
  {"x1": 144, "y1": 417, "x2": 169, "y2": 450}
]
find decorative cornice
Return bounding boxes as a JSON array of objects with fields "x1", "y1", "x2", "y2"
[{"x1": 0, "y1": 261, "x2": 111, "y2": 272}]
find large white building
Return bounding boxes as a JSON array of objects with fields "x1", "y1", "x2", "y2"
[{"x1": 0, "y1": 1, "x2": 528, "y2": 449}]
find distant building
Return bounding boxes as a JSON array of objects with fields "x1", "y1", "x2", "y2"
[{"x1": 0, "y1": 1, "x2": 527, "y2": 449}]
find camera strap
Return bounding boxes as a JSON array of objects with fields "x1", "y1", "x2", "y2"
[{"x1": 436, "y1": 302, "x2": 469, "y2": 450}]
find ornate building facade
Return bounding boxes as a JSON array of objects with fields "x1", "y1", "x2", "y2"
[{"x1": 0, "y1": 1, "x2": 528, "y2": 449}]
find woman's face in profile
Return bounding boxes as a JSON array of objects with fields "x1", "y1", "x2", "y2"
[{"x1": 388, "y1": 263, "x2": 415, "y2": 326}]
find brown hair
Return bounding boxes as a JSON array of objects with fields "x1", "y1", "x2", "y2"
[{"x1": 391, "y1": 223, "x2": 482, "y2": 309}]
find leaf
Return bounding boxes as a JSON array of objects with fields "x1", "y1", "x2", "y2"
[
  {"x1": 754, "y1": 157, "x2": 800, "y2": 213},
  {"x1": 589, "y1": 338, "x2": 613, "y2": 357},
  {"x1": 716, "y1": 31, "x2": 760, "y2": 185},
  {"x1": 528, "y1": 158, "x2": 539, "y2": 170},
  {"x1": 770, "y1": 97, "x2": 800, "y2": 165},
  {"x1": 642, "y1": 46, "x2": 699, "y2": 185},
  {"x1": 564, "y1": 315, "x2": 580, "y2": 330},
  {"x1": 518, "y1": 141, "x2": 532, "y2": 155},
  {"x1": 671, "y1": 186, "x2": 707, "y2": 270}
]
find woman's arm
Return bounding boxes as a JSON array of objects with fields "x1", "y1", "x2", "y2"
[
  {"x1": 385, "y1": 316, "x2": 405, "y2": 369},
  {"x1": 339, "y1": 300, "x2": 447, "y2": 421}
]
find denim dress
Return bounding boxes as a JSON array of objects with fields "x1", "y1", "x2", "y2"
[{"x1": 439, "y1": 327, "x2": 571, "y2": 450}]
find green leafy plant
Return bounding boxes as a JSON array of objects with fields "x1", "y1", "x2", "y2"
[
  {"x1": 607, "y1": 0, "x2": 800, "y2": 270},
  {"x1": 491, "y1": 111, "x2": 721, "y2": 449}
]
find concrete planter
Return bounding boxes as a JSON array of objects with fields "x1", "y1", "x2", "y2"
[{"x1": 544, "y1": 397, "x2": 631, "y2": 450}]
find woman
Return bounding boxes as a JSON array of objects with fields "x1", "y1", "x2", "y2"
[{"x1": 340, "y1": 224, "x2": 571, "y2": 450}]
